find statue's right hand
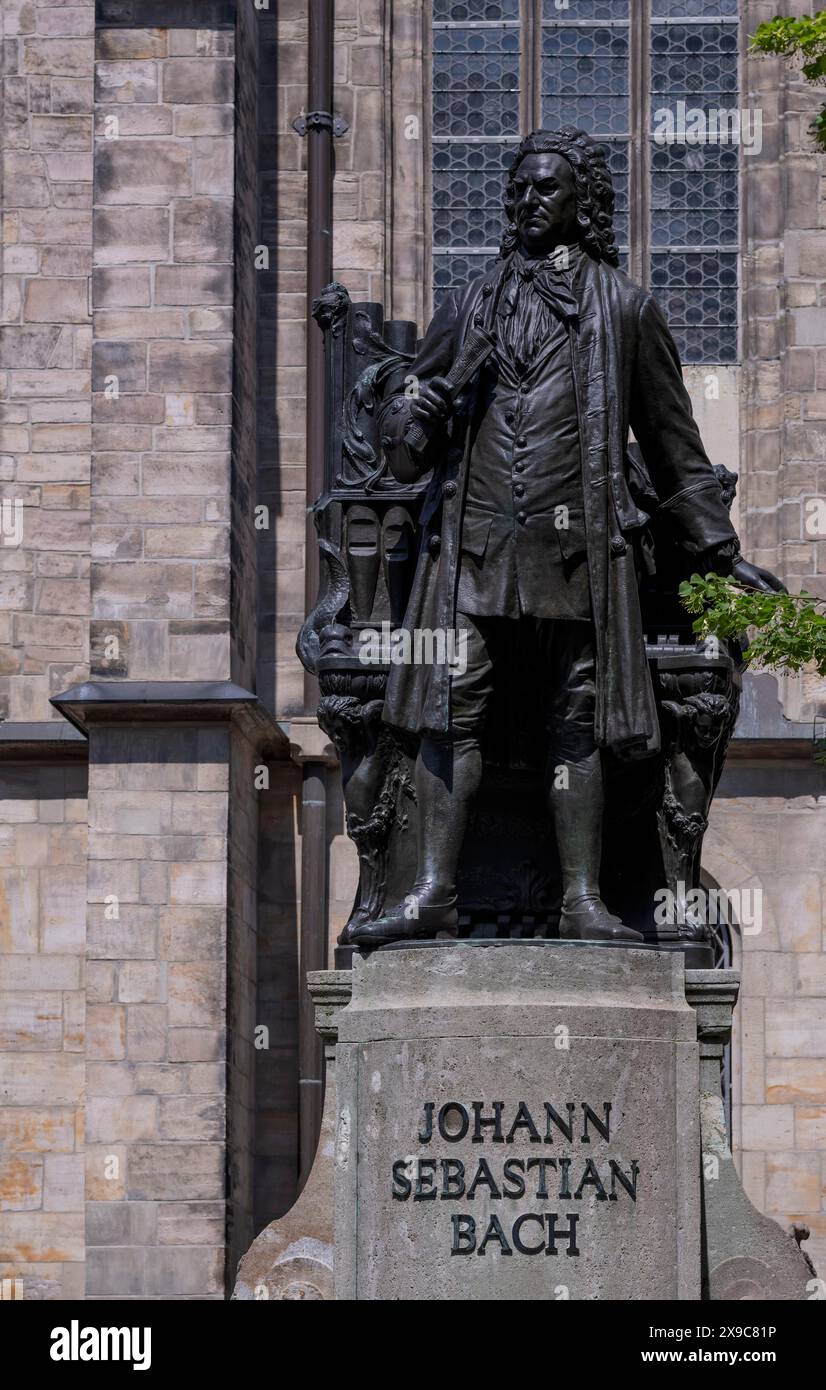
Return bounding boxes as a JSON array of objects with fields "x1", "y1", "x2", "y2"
[{"x1": 409, "y1": 376, "x2": 454, "y2": 427}]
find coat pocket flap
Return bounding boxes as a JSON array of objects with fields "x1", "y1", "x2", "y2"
[
  {"x1": 611, "y1": 467, "x2": 650, "y2": 532},
  {"x1": 547, "y1": 505, "x2": 587, "y2": 560},
  {"x1": 460, "y1": 511, "x2": 493, "y2": 559}
]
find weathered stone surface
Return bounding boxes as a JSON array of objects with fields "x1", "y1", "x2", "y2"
[
  {"x1": 23, "y1": 279, "x2": 89, "y2": 324},
  {"x1": 336, "y1": 944, "x2": 701, "y2": 1301},
  {"x1": 96, "y1": 141, "x2": 192, "y2": 206},
  {"x1": 92, "y1": 208, "x2": 169, "y2": 265},
  {"x1": 172, "y1": 199, "x2": 233, "y2": 263},
  {"x1": 95, "y1": 60, "x2": 158, "y2": 105},
  {"x1": 162, "y1": 59, "x2": 233, "y2": 106},
  {"x1": 154, "y1": 265, "x2": 233, "y2": 305}
]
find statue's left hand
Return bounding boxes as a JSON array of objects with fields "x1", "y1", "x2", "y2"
[{"x1": 731, "y1": 555, "x2": 787, "y2": 595}]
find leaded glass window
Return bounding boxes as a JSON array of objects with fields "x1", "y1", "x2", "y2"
[{"x1": 431, "y1": 0, "x2": 740, "y2": 364}]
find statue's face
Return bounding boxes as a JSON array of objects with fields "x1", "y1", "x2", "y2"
[{"x1": 511, "y1": 152, "x2": 578, "y2": 254}]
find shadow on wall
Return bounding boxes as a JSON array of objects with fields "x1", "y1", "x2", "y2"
[{"x1": 255, "y1": 758, "x2": 301, "y2": 1229}]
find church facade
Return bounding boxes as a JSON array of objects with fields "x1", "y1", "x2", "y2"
[{"x1": 0, "y1": 0, "x2": 824, "y2": 1299}]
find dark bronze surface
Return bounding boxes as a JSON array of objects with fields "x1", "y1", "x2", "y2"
[{"x1": 298, "y1": 128, "x2": 782, "y2": 956}]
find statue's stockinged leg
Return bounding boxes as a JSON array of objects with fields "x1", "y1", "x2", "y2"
[
  {"x1": 350, "y1": 611, "x2": 493, "y2": 947},
  {"x1": 548, "y1": 749, "x2": 642, "y2": 942},
  {"x1": 543, "y1": 619, "x2": 642, "y2": 943},
  {"x1": 349, "y1": 733, "x2": 481, "y2": 945}
]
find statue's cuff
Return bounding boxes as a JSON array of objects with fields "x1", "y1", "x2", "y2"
[{"x1": 696, "y1": 540, "x2": 740, "y2": 576}]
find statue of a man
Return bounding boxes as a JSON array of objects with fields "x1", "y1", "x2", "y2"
[{"x1": 349, "y1": 126, "x2": 782, "y2": 949}]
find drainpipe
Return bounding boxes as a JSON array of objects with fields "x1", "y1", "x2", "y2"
[
  {"x1": 299, "y1": 0, "x2": 335, "y2": 709},
  {"x1": 291, "y1": 0, "x2": 342, "y2": 1193}
]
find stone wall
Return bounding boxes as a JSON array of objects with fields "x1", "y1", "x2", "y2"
[
  {"x1": 254, "y1": 759, "x2": 301, "y2": 1231},
  {"x1": 740, "y1": 0, "x2": 826, "y2": 722},
  {"x1": 710, "y1": 758, "x2": 826, "y2": 1278},
  {"x1": 1, "y1": 0, "x2": 94, "y2": 724},
  {"x1": 83, "y1": 721, "x2": 228, "y2": 1300},
  {"x1": 90, "y1": 24, "x2": 235, "y2": 685},
  {"x1": 0, "y1": 757, "x2": 87, "y2": 1301},
  {"x1": 0, "y1": 3, "x2": 292, "y2": 1302},
  {"x1": 0, "y1": 0, "x2": 93, "y2": 1301}
]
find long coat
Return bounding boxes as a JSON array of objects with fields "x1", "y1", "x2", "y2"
[{"x1": 377, "y1": 252, "x2": 739, "y2": 756}]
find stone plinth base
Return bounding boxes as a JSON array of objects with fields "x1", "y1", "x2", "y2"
[{"x1": 335, "y1": 942, "x2": 701, "y2": 1301}]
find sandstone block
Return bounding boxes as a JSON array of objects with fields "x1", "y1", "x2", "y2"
[
  {"x1": 193, "y1": 137, "x2": 233, "y2": 196},
  {"x1": 85, "y1": 1145, "x2": 127, "y2": 1202},
  {"x1": 132, "y1": 1063, "x2": 188, "y2": 1095},
  {"x1": 127, "y1": 1143, "x2": 224, "y2": 1201},
  {"x1": 95, "y1": 309, "x2": 185, "y2": 339},
  {"x1": 85, "y1": 1246, "x2": 147, "y2": 1297},
  {"x1": 23, "y1": 279, "x2": 89, "y2": 324},
  {"x1": 87, "y1": 1095, "x2": 157, "y2": 1144},
  {"x1": 796, "y1": 1108, "x2": 826, "y2": 1150},
  {"x1": 86, "y1": 908, "x2": 157, "y2": 961},
  {"x1": 92, "y1": 267, "x2": 151, "y2": 307},
  {"x1": 0, "y1": 993, "x2": 62, "y2": 1051},
  {"x1": 86, "y1": 1200, "x2": 158, "y2": 1248},
  {"x1": 156, "y1": 1200, "x2": 224, "y2": 1246},
  {"x1": 86, "y1": 1004, "x2": 126, "y2": 1061},
  {"x1": 42, "y1": 1154, "x2": 84, "y2": 1213},
  {"x1": 87, "y1": 961, "x2": 116, "y2": 1005},
  {"x1": 162, "y1": 59, "x2": 233, "y2": 105},
  {"x1": 147, "y1": 343, "x2": 231, "y2": 394},
  {"x1": 0, "y1": 326, "x2": 61, "y2": 369},
  {"x1": 22, "y1": 38, "x2": 92, "y2": 77},
  {"x1": 91, "y1": 562, "x2": 194, "y2": 620},
  {"x1": 0, "y1": 1213, "x2": 83, "y2": 1263},
  {"x1": 173, "y1": 105, "x2": 233, "y2": 138},
  {"x1": 96, "y1": 140, "x2": 192, "y2": 205},
  {"x1": 92, "y1": 207, "x2": 169, "y2": 265},
  {"x1": 158, "y1": 1095, "x2": 225, "y2": 1142},
  {"x1": 0, "y1": 1154, "x2": 43, "y2": 1211},
  {"x1": 31, "y1": 115, "x2": 92, "y2": 150},
  {"x1": 144, "y1": 1245, "x2": 224, "y2": 1296},
  {"x1": 0, "y1": 1054, "x2": 83, "y2": 1106},
  {"x1": 94, "y1": 60, "x2": 158, "y2": 104},
  {"x1": 144, "y1": 526, "x2": 228, "y2": 560},
  {"x1": 0, "y1": 1107, "x2": 76, "y2": 1153},
  {"x1": 172, "y1": 199, "x2": 232, "y2": 263},
  {"x1": 40, "y1": 864, "x2": 86, "y2": 952},
  {"x1": 50, "y1": 77, "x2": 93, "y2": 114},
  {"x1": 154, "y1": 264, "x2": 233, "y2": 305},
  {"x1": 126, "y1": 1003, "x2": 168, "y2": 1061},
  {"x1": 141, "y1": 450, "x2": 229, "y2": 494},
  {"x1": 168, "y1": 861, "x2": 227, "y2": 913},
  {"x1": 168, "y1": 962, "x2": 224, "y2": 1026},
  {"x1": 96, "y1": 30, "x2": 168, "y2": 61},
  {"x1": 158, "y1": 905, "x2": 224, "y2": 961},
  {"x1": 167, "y1": 1028, "x2": 224, "y2": 1063}
]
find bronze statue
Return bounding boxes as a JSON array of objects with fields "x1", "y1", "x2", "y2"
[{"x1": 298, "y1": 127, "x2": 783, "y2": 954}]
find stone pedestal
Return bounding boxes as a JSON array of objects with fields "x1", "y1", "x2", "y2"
[
  {"x1": 335, "y1": 942, "x2": 701, "y2": 1301},
  {"x1": 233, "y1": 972, "x2": 352, "y2": 1300},
  {"x1": 687, "y1": 971, "x2": 815, "y2": 1301}
]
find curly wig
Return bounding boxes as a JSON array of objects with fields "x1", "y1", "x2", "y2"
[{"x1": 500, "y1": 127, "x2": 620, "y2": 266}]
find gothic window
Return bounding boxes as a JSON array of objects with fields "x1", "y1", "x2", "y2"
[{"x1": 431, "y1": 0, "x2": 740, "y2": 363}]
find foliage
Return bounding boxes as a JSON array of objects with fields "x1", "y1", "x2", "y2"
[
  {"x1": 679, "y1": 572, "x2": 826, "y2": 677},
  {"x1": 750, "y1": 12, "x2": 826, "y2": 151}
]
